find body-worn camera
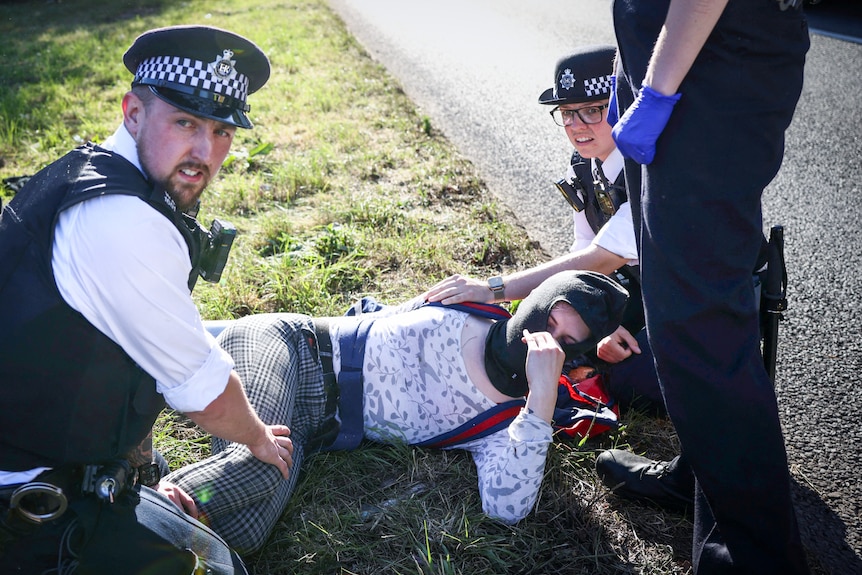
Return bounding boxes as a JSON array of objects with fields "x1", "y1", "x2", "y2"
[
  {"x1": 554, "y1": 178, "x2": 586, "y2": 212},
  {"x1": 182, "y1": 200, "x2": 237, "y2": 290},
  {"x1": 197, "y1": 218, "x2": 237, "y2": 283}
]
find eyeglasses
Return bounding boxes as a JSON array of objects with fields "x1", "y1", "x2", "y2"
[{"x1": 550, "y1": 104, "x2": 609, "y2": 127}]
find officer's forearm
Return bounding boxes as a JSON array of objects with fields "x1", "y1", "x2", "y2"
[
  {"x1": 184, "y1": 370, "x2": 268, "y2": 448},
  {"x1": 645, "y1": 0, "x2": 729, "y2": 95},
  {"x1": 125, "y1": 430, "x2": 154, "y2": 468},
  {"x1": 503, "y1": 245, "x2": 627, "y2": 301}
]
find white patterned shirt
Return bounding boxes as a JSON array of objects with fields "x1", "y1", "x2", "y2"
[{"x1": 332, "y1": 305, "x2": 551, "y2": 524}]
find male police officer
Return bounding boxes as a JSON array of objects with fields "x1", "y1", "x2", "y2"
[{"x1": 0, "y1": 26, "x2": 292, "y2": 574}]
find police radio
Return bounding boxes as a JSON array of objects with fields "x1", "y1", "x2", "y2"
[{"x1": 592, "y1": 158, "x2": 621, "y2": 218}]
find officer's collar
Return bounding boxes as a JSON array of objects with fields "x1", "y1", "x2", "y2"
[
  {"x1": 593, "y1": 148, "x2": 624, "y2": 183},
  {"x1": 100, "y1": 123, "x2": 145, "y2": 179}
]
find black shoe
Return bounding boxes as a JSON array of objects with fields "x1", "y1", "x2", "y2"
[{"x1": 595, "y1": 449, "x2": 694, "y2": 512}]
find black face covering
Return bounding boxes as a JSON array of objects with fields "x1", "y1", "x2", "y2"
[{"x1": 483, "y1": 271, "x2": 629, "y2": 397}]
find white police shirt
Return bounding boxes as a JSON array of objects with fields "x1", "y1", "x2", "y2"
[
  {"x1": 568, "y1": 148, "x2": 639, "y2": 264},
  {"x1": 57, "y1": 124, "x2": 234, "y2": 412},
  {"x1": 0, "y1": 124, "x2": 234, "y2": 486}
]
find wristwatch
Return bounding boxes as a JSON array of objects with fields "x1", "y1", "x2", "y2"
[
  {"x1": 136, "y1": 462, "x2": 161, "y2": 488},
  {"x1": 487, "y1": 276, "x2": 505, "y2": 300}
]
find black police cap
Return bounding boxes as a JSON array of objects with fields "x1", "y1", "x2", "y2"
[
  {"x1": 124, "y1": 25, "x2": 270, "y2": 129},
  {"x1": 538, "y1": 45, "x2": 615, "y2": 106}
]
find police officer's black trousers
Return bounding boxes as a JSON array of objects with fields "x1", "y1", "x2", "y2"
[
  {"x1": 0, "y1": 486, "x2": 247, "y2": 574},
  {"x1": 613, "y1": 0, "x2": 810, "y2": 573}
]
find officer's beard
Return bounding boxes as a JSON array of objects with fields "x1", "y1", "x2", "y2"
[
  {"x1": 138, "y1": 143, "x2": 212, "y2": 213},
  {"x1": 145, "y1": 163, "x2": 211, "y2": 213},
  {"x1": 166, "y1": 162, "x2": 212, "y2": 212}
]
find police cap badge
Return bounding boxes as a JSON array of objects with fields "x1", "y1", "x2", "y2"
[{"x1": 538, "y1": 45, "x2": 615, "y2": 106}]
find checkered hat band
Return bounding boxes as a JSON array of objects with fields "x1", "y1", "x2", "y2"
[
  {"x1": 584, "y1": 74, "x2": 612, "y2": 97},
  {"x1": 135, "y1": 56, "x2": 249, "y2": 101}
]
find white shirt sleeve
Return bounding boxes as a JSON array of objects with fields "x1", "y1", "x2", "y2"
[
  {"x1": 593, "y1": 201, "x2": 639, "y2": 263},
  {"x1": 53, "y1": 194, "x2": 233, "y2": 412},
  {"x1": 461, "y1": 409, "x2": 552, "y2": 523},
  {"x1": 571, "y1": 210, "x2": 596, "y2": 253}
]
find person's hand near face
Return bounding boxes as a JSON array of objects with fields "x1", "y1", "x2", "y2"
[{"x1": 521, "y1": 329, "x2": 565, "y2": 423}]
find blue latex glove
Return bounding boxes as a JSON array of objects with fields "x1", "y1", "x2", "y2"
[
  {"x1": 607, "y1": 75, "x2": 618, "y2": 127},
  {"x1": 612, "y1": 84, "x2": 681, "y2": 165}
]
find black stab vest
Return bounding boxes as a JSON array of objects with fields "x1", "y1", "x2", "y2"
[
  {"x1": 567, "y1": 151, "x2": 628, "y2": 235},
  {"x1": 0, "y1": 143, "x2": 203, "y2": 471},
  {"x1": 565, "y1": 151, "x2": 645, "y2": 334}
]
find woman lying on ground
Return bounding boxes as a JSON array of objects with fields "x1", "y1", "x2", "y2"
[{"x1": 162, "y1": 270, "x2": 627, "y2": 554}]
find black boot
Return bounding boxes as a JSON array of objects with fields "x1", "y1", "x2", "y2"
[{"x1": 595, "y1": 450, "x2": 694, "y2": 512}]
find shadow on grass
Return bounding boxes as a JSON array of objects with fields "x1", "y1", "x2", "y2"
[
  {"x1": 0, "y1": 0, "x2": 174, "y2": 87},
  {"x1": 589, "y1": 492, "x2": 694, "y2": 574},
  {"x1": 242, "y1": 441, "x2": 695, "y2": 575},
  {"x1": 0, "y1": 0, "x2": 172, "y2": 22}
]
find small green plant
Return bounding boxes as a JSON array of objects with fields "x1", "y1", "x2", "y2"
[{"x1": 222, "y1": 140, "x2": 275, "y2": 172}]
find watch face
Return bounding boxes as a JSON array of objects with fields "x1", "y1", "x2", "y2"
[
  {"x1": 489, "y1": 277, "x2": 504, "y2": 291},
  {"x1": 137, "y1": 463, "x2": 161, "y2": 487}
]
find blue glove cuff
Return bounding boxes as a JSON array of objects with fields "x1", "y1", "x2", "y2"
[
  {"x1": 611, "y1": 84, "x2": 682, "y2": 165},
  {"x1": 641, "y1": 84, "x2": 682, "y2": 107}
]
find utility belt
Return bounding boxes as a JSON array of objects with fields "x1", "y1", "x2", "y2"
[{"x1": 0, "y1": 459, "x2": 159, "y2": 529}]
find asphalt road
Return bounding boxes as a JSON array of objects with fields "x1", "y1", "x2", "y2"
[{"x1": 327, "y1": 1, "x2": 862, "y2": 572}]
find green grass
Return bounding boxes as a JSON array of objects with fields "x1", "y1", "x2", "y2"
[{"x1": 0, "y1": 0, "x2": 693, "y2": 573}]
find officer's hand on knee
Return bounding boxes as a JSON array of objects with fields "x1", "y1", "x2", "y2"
[{"x1": 157, "y1": 481, "x2": 199, "y2": 519}]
